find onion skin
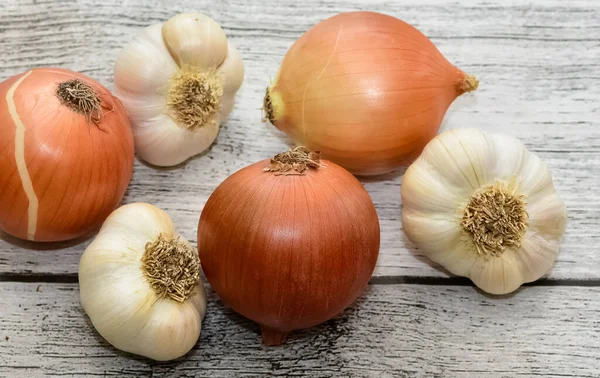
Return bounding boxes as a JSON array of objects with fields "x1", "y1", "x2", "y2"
[
  {"x1": 266, "y1": 11, "x2": 478, "y2": 176},
  {"x1": 198, "y1": 157, "x2": 380, "y2": 345},
  {"x1": 0, "y1": 68, "x2": 134, "y2": 242}
]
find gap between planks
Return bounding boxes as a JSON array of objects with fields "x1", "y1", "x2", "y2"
[{"x1": 2, "y1": 273, "x2": 600, "y2": 288}]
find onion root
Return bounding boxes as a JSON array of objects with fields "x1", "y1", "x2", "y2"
[
  {"x1": 56, "y1": 79, "x2": 102, "y2": 124},
  {"x1": 261, "y1": 326, "x2": 289, "y2": 346},
  {"x1": 263, "y1": 146, "x2": 322, "y2": 175}
]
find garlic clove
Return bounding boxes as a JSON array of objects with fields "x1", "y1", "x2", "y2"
[
  {"x1": 402, "y1": 209, "x2": 461, "y2": 252},
  {"x1": 218, "y1": 95, "x2": 236, "y2": 120},
  {"x1": 94, "y1": 202, "x2": 175, "y2": 243},
  {"x1": 469, "y1": 252, "x2": 525, "y2": 295},
  {"x1": 496, "y1": 249, "x2": 526, "y2": 293},
  {"x1": 402, "y1": 163, "x2": 465, "y2": 214},
  {"x1": 490, "y1": 133, "x2": 554, "y2": 200},
  {"x1": 80, "y1": 266, "x2": 153, "y2": 346},
  {"x1": 488, "y1": 132, "x2": 527, "y2": 183},
  {"x1": 518, "y1": 232, "x2": 560, "y2": 282},
  {"x1": 401, "y1": 209, "x2": 486, "y2": 279},
  {"x1": 402, "y1": 211, "x2": 481, "y2": 279},
  {"x1": 133, "y1": 113, "x2": 220, "y2": 167},
  {"x1": 432, "y1": 242, "x2": 480, "y2": 278},
  {"x1": 516, "y1": 159, "x2": 555, "y2": 203},
  {"x1": 112, "y1": 91, "x2": 167, "y2": 124},
  {"x1": 420, "y1": 129, "x2": 491, "y2": 196},
  {"x1": 218, "y1": 42, "x2": 245, "y2": 95},
  {"x1": 130, "y1": 294, "x2": 205, "y2": 361},
  {"x1": 527, "y1": 192, "x2": 568, "y2": 237},
  {"x1": 114, "y1": 23, "x2": 177, "y2": 95},
  {"x1": 162, "y1": 13, "x2": 228, "y2": 69},
  {"x1": 442, "y1": 128, "x2": 495, "y2": 189}
]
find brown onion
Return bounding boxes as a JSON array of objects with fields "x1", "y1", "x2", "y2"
[
  {"x1": 198, "y1": 147, "x2": 380, "y2": 345},
  {"x1": 0, "y1": 68, "x2": 134, "y2": 242}
]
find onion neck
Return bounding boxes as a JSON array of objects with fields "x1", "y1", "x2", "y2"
[
  {"x1": 263, "y1": 85, "x2": 284, "y2": 125},
  {"x1": 457, "y1": 73, "x2": 479, "y2": 94},
  {"x1": 461, "y1": 181, "x2": 528, "y2": 257},
  {"x1": 263, "y1": 146, "x2": 322, "y2": 175},
  {"x1": 141, "y1": 234, "x2": 200, "y2": 302},
  {"x1": 167, "y1": 66, "x2": 223, "y2": 131},
  {"x1": 56, "y1": 79, "x2": 103, "y2": 124}
]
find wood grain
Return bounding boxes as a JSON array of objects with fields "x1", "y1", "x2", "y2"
[
  {"x1": 0, "y1": 0, "x2": 598, "y2": 280},
  {"x1": 0, "y1": 282, "x2": 599, "y2": 377}
]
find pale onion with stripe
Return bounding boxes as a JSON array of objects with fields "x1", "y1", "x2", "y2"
[{"x1": 0, "y1": 68, "x2": 134, "y2": 242}]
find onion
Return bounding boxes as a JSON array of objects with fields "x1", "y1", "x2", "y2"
[
  {"x1": 264, "y1": 11, "x2": 478, "y2": 176},
  {"x1": 0, "y1": 68, "x2": 134, "y2": 242},
  {"x1": 198, "y1": 147, "x2": 380, "y2": 345}
]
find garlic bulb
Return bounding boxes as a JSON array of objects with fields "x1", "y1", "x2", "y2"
[
  {"x1": 401, "y1": 128, "x2": 567, "y2": 294},
  {"x1": 114, "y1": 13, "x2": 244, "y2": 166},
  {"x1": 79, "y1": 203, "x2": 207, "y2": 361}
]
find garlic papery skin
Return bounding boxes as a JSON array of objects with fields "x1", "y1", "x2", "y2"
[
  {"x1": 114, "y1": 13, "x2": 244, "y2": 167},
  {"x1": 401, "y1": 128, "x2": 567, "y2": 295},
  {"x1": 79, "y1": 203, "x2": 207, "y2": 361}
]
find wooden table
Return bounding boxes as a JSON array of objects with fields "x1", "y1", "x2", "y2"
[{"x1": 1, "y1": 0, "x2": 599, "y2": 376}]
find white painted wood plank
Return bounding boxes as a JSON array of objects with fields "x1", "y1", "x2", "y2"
[
  {"x1": 1, "y1": 144, "x2": 597, "y2": 280},
  {"x1": 0, "y1": 0, "x2": 598, "y2": 279},
  {"x1": 0, "y1": 282, "x2": 599, "y2": 377}
]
